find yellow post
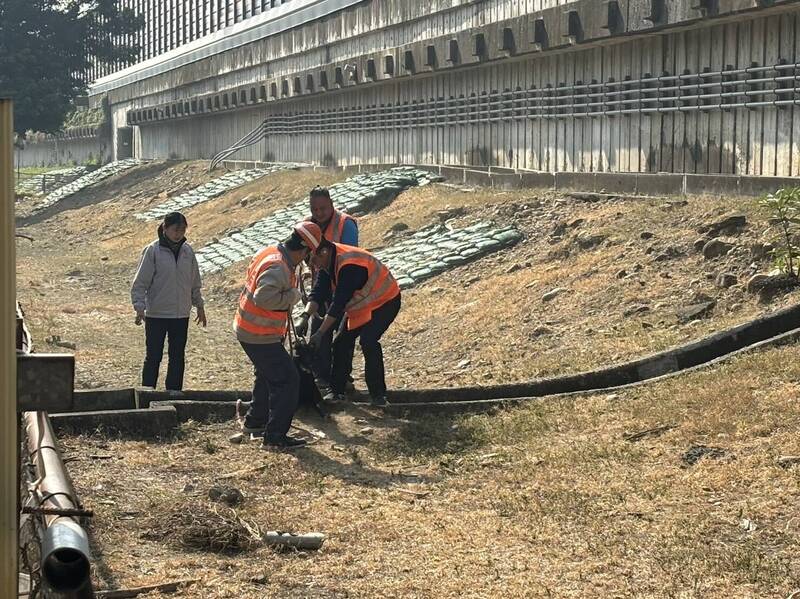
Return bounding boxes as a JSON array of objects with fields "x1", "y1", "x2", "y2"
[{"x1": 0, "y1": 98, "x2": 18, "y2": 596}]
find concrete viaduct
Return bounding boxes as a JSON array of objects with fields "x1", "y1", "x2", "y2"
[{"x1": 90, "y1": 0, "x2": 800, "y2": 187}]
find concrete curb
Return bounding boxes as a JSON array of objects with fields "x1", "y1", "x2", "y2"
[
  {"x1": 150, "y1": 400, "x2": 238, "y2": 423},
  {"x1": 386, "y1": 326, "x2": 800, "y2": 416},
  {"x1": 135, "y1": 389, "x2": 251, "y2": 408},
  {"x1": 50, "y1": 406, "x2": 178, "y2": 439},
  {"x1": 385, "y1": 302, "x2": 800, "y2": 405}
]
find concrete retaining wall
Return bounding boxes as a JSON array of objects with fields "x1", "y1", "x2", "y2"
[
  {"x1": 14, "y1": 137, "x2": 111, "y2": 168},
  {"x1": 96, "y1": 0, "x2": 800, "y2": 177}
]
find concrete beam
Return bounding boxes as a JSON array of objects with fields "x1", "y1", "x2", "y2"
[
  {"x1": 150, "y1": 400, "x2": 237, "y2": 423},
  {"x1": 49, "y1": 406, "x2": 178, "y2": 439},
  {"x1": 72, "y1": 388, "x2": 136, "y2": 412}
]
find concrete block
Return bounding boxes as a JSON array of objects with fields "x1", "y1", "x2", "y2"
[
  {"x1": 519, "y1": 171, "x2": 555, "y2": 190},
  {"x1": 554, "y1": 171, "x2": 597, "y2": 192},
  {"x1": 50, "y1": 406, "x2": 178, "y2": 439},
  {"x1": 439, "y1": 166, "x2": 465, "y2": 183},
  {"x1": 17, "y1": 354, "x2": 75, "y2": 413},
  {"x1": 463, "y1": 169, "x2": 493, "y2": 188},
  {"x1": 684, "y1": 174, "x2": 739, "y2": 196},
  {"x1": 73, "y1": 388, "x2": 136, "y2": 412},
  {"x1": 593, "y1": 172, "x2": 638, "y2": 194},
  {"x1": 150, "y1": 400, "x2": 237, "y2": 423},
  {"x1": 737, "y1": 176, "x2": 798, "y2": 197},
  {"x1": 491, "y1": 173, "x2": 523, "y2": 190},
  {"x1": 488, "y1": 166, "x2": 516, "y2": 175},
  {"x1": 635, "y1": 173, "x2": 685, "y2": 197}
]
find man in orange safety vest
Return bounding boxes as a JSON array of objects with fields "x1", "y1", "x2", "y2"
[
  {"x1": 233, "y1": 221, "x2": 323, "y2": 448},
  {"x1": 297, "y1": 237, "x2": 401, "y2": 407}
]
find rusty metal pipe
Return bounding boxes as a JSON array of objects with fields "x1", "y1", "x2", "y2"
[{"x1": 24, "y1": 411, "x2": 94, "y2": 598}]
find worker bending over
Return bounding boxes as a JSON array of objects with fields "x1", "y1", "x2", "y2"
[
  {"x1": 298, "y1": 239, "x2": 401, "y2": 407},
  {"x1": 297, "y1": 186, "x2": 358, "y2": 395},
  {"x1": 233, "y1": 222, "x2": 323, "y2": 448}
]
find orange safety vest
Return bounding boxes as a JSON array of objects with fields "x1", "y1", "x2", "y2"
[
  {"x1": 233, "y1": 246, "x2": 296, "y2": 338},
  {"x1": 332, "y1": 243, "x2": 399, "y2": 330},
  {"x1": 307, "y1": 209, "x2": 356, "y2": 244}
]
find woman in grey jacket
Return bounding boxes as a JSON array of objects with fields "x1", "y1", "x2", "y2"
[{"x1": 131, "y1": 212, "x2": 206, "y2": 391}]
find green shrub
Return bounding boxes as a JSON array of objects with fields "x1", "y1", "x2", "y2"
[{"x1": 760, "y1": 187, "x2": 800, "y2": 277}]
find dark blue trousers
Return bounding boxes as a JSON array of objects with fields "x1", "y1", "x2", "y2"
[{"x1": 240, "y1": 341, "x2": 299, "y2": 441}]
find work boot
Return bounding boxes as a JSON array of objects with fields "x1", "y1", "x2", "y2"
[
  {"x1": 315, "y1": 378, "x2": 332, "y2": 396},
  {"x1": 370, "y1": 395, "x2": 387, "y2": 407},
  {"x1": 323, "y1": 390, "x2": 347, "y2": 403},
  {"x1": 241, "y1": 419, "x2": 266, "y2": 434},
  {"x1": 262, "y1": 435, "x2": 307, "y2": 449}
]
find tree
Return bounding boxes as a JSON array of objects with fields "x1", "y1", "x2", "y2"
[{"x1": 0, "y1": 0, "x2": 142, "y2": 135}]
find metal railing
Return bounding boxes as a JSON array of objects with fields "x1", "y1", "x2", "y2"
[{"x1": 239, "y1": 60, "x2": 800, "y2": 135}]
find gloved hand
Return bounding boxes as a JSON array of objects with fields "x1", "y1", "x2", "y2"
[
  {"x1": 308, "y1": 330, "x2": 324, "y2": 351},
  {"x1": 294, "y1": 313, "x2": 310, "y2": 337}
]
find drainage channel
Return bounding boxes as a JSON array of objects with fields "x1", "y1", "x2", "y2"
[
  {"x1": 54, "y1": 303, "x2": 800, "y2": 433},
  {"x1": 384, "y1": 302, "x2": 800, "y2": 414}
]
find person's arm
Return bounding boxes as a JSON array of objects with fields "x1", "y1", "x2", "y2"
[
  {"x1": 191, "y1": 253, "x2": 206, "y2": 326},
  {"x1": 340, "y1": 218, "x2": 359, "y2": 246},
  {"x1": 314, "y1": 264, "x2": 368, "y2": 336},
  {"x1": 302, "y1": 268, "x2": 333, "y2": 317},
  {"x1": 131, "y1": 245, "x2": 155, "y2": 322},
  {"x1": 252, "y1": 264, "x2": 302, "y2": 311}
]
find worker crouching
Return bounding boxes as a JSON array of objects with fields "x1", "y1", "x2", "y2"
[
  {"x1": 297, "y1": 239, "x2": 401, "y2": 407},
  {"x1": 233, "y1": 222, "x2": 323, "y2": 448}
]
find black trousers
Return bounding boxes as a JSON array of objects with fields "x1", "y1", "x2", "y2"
[
  {"x1": 310, "y1": 313, "x2": 335, "y2": 384},
  {"x1": 142, "y1": 317, "x2": 189, "y2": 391},
  {"x1": 240, "y1": 341, "x2": 299, "y2": 441},
  {"x1": 331, "y1": 293, "x2": 401, "y2": 398}
]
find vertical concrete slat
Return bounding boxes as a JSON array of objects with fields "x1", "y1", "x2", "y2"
[
  {"x1": 776, "y1": 12, "x2": 794, "y2": 177},
  {"x1": 763, "y1": 14, "x2": 781, "y2": 177},
  {"x1": 546, "y1": 54, "x2": 557, "y2": 172},
  {"x1": 708, "y1": 24, "x2": 725, "y2": 175},
  {"x1": 694, "y1": 27, "x2": 711, "y2": 175},
  {"x1": 602, "y1": 44, "x2": 614, "y2": 172},
  {"x1": 735, "y1": 18, "x2": 753, "y2": 174},
  {"x1": 674, "y1": 30, "x2": 689, "y2": 176},
  {"x1": 560, "y1": 53, "x2": 572, "y2": 173},
  {"x1": 721, "y1": 22, "x2": 738, "y2": 174},
  {"x1": 748, "y1": 17, "x2": 765, "y2": 176},
  {"x1": 661, "y1": 31, "x2": 676, "y2": 173}
]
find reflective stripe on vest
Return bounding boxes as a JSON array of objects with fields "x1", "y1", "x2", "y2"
[
  {"x1": 333, "y1": 243, "x2": 399, "y2": 330},
  {"x1": 233, "y1": 246, "x2": 295, "y2": 337}
]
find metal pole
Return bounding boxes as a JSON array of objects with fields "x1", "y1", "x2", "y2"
[
  {"x1": 0, "y1": 98, "x2": 18, "y2": 599},
  {"x1": 23, "y1": 412, "x2": 94, "y2": 599}
]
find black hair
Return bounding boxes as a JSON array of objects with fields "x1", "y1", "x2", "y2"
[
  {"x1": 309, "y1": 186, "x2": 331, "y2": 201},
  {"x1": 163, "y1": 211, "x2": 188, "y2": 228},
  {"x1": 284, "y1": 231, "x2": 306, "y2": 251}
]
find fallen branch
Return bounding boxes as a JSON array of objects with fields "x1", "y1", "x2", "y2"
[
  {"x1": 15, "y1": 233, "x2": 34, "y2": 242},
  {"x1": 217, "y1": 464, "x2": 269, "y2": 480},
  {"x1": 623, "y1": 425, "x2": 675, "y2": 443},
  {"x1": 95, "y1": 579, "x2": 196, "y2": 598},
  {"x1": 390, "y1": 484, "x2": 430, "y2": 498}
]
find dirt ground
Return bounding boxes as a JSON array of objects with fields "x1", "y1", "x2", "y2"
[
  {"x1": 14, "y1": 160, "x2": 800, "y2": 597},
  {"x1": 66, "y1": 343, "x2": 800, "y2": 598}
]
